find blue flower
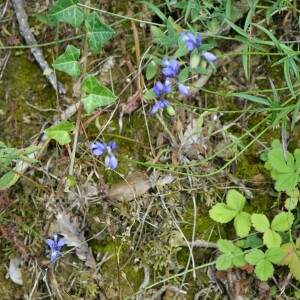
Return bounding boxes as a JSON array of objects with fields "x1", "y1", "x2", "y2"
[
  {"x1": 105, "y1": 142, "x2": 118, "y2": 170},
  {"x1": 90, "y1": 142, "x2": 107, "y2": 156},
  {"x1": 46, "y1": 233, "x2": 65, "y2": 262},
  {"x1": 153, "y1": 77, "x2": 173, "y2": 97},
  {"x1": 181, "y1": 32, "x2": 201, "y2": 51},
  {"x1": 162, "y1": 58, "x2": 179, "y2": 77},
  {"x1": 177, "y1": 83, "x2": 189, "y2": 96},
  {"x1": 202, "y1": 52, "x2": 217, "y2": 62},
  {"x1": 150, "y1": 99, "x2": 170, "y2": 115}
]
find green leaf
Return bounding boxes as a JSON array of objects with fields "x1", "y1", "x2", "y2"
[
  {"x1": 82, "y1": 75, "x2": 117, "y2": 114},
  {"x1": 178, "y1": 66, "x2": 190, "y2": 82},
  {"x1": 216, "y1": 253, "x2": 234, "y2": 270},
  {"x1": 271, "y1": 212, "x2": 294, "y2": 232},
  {"x1": 209, "y1": 203, "x2": 237, "y2": 223},
  {"x1": 245, "y1": 249, "x2": 264, "y2": 265},
  {"x1": 144, "y1": 88, "x2": 156, "y2": 100},
  {"x1": 268, "y1": 148, "x2": 294, "y2": 173},
  {"x1": 234, "y1": 212, "x2": 251, "y2": 238},
  {"x1": 265, "y1": 248, "x2": 284, "y2": 264},
  {"x1": 44, "y1": 120, "x2": 75, "y2": 145},
  {"x1": 85, "y1": 12, "x2": 115, "y2": 52},
  {"x1": 217, "y1": 239, "x2": 235, "y2": 253},
  {"x1": 263, "y1": 229, "x2": 282, "y2": 248},
  {"x1": 226, "y1": 93, "x2": 270, "y2": 106},
  {"x1": 232, "y1": 247, "x2": 246, "y2": 267},
  {"x1": 226, "y1": 189, "x2": 246, "y2": 212},
  {"x1": 224, "y1": 19, "x2": 248, "y2": 38},
  {"x1": 243, "y1": 235, "x2": 263, "y2": 248},
  {"x1": 0, "y1": 171, "x2": 20, "y2": 190},
  {"x1": 48, "y1": 0, "x2": 85, "y2": 28},
  {"x1": 52, "y1": 45, "x2": 82, "y2": 77},
  {"x1": 146, "y1": 60, "x2": 158, "y2": 80},
  {"x1": 251, "y1": 214, "x2": 270, "y2": 232},
  {"x1": 275, "y1": 172, "x2": 298, "y2": 191},
  {"x1": 255, "y1": 259, "x2": 274, "y2": 281}
]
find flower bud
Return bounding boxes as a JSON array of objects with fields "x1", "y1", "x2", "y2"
[{"x1": 165, "y1": 105, "x2": 176, "y2": 116}]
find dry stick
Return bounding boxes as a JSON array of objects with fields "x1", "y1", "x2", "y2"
[{"x1": 11, "y1": 0, "x2": 65, "y2": 94}]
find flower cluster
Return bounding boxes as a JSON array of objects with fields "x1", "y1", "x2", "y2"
[
  {"x1": 46, "y1": 233, "x2": 66, "y2": 262},
  {"x1": 90, "y1": 141, "x2": 118, "y2": 170},
  {"x1": 181, "y1": 32, "x2": 217, "y2": 62}
]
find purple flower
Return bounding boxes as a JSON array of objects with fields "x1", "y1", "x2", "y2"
[
  {"x1": 46, "y1": 233, "x2": 65, "y2": 262},
  {"x1": 105, "y1": 142, "x2": 118, "y2": 170},
  {"x1": 181, "y1": 32, "x2": 201, "y2": 51},
  {"x1": 150, "y1": 99, "x2": 170, "y2": 115},
  {"x1": 153, "y1": 77, "x2": 173, "y2": 97},
  {"x1": 162, "y1": 58, "x2": 179, "y2": 77},
  {"x1": 202, "y1": 52, "x2": 217, "y2": 62},
  {"x1": 177, "y1": 83, "x2": 189, "y2": 96},
  {"x1": 90, "y1": 141, "x2": 107, "y2": 156}
]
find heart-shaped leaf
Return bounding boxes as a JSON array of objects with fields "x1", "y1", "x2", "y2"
[
  {"x1": 48, "y1": 0, "x2": 85, "y2": 27},
  {"x1": 81, "y1": 75, "x2": 117, "y2": 114},
  {"x1": 44, "y1": 120, "x2": 75, "y2": 145},
  {"x1": 85, "y1": 12, "x2": 115, "y2": 52},
  {"x1": 52, "y1": 45, "x2": 82, "y2": 77}
]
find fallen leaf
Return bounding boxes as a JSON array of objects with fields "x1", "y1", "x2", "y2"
[{"x1": 56, "y1": 212, "x2": 96, "y2": 268}]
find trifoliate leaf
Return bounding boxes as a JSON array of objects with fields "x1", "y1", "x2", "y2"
[
  {"x1": 255, "y1": 259, "x2": 274, "y2": 281},
  {"x1": 243, "y1": 235, "x2": 263, "y2": 249},
  {"x1": 265, "y1": 248, "x2": 284, "y2": 264},
  {"x1": 232, "y1": 247, "x2": 246, "y2": 267},
  {"x1": 52, "y1": 45, "x2": 82, "y2": 77},
  {"x1": 263, "y1": 229, "x2": 282, "y2": 248},
  {"x1": 216, "y1": 253, "x2": 233, "y2": 270},
  {"x1": 209, "y1": 203, "x2": 237, "y2": 223},
  {"x1": 85, "y1": 12, "x2": 115, "y2": 52},
  {"x1": 81, "y1": 75, "x2": 117, "y2": 114},
  {"x1": 275, "y1": 172, "x2": 298, "y2": 191},
  {"x1": 251, "y1": 214, "x2": 270, "y2": 232},
  {"x1": 234, "y1": 212, "x2": 251, "y2": 238},
  {"x1": 44, "y1": 120, "x2": 75, "y2": 145},
  {"x1": 271, "y1": 212, "x2": 294, "y2": 232},
  {"x1": 226, "y1": 189, "x2": 246, "y2": 212},
  {"x1": 48, "y1": 0, "x2": 85, "y2": 28},
  {"x1": 245, "y1": 249, "x2": 265, "y2": 265},
  {"x1": 217, "y1": 239, "x2": 235, "y2": 253}
]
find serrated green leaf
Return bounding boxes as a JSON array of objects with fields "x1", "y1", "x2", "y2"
[
  {"x1": 234, "y1": 212, "x2": 251, "y2": 238},
  {"x1": 209, "y1": 203, "x2": 237, "y2": 223},
  {"x1": 146, "y1": 61, "x2": 158, "y2": 80},
  {"x1": 263, "y1": 229, "x2": 282, "y2": 248},
  {"x1": 232, "y1": 247, "x2": 246, "y2": 267},
  {"x1": 0, "y1": 171, "x2": 20, "y2": 190},
  {"x1": 268, "y1": 148, "x2": 294, "y2": 173},
  {"x1": 216, "y1": 253, "x2": 233, "y2": 270},
  {"x1": 271, "y1": 212, "x2": 294, "y2": 232},
  {"x1": 255, "y1": 259, "x2": 274, "y2": 281},
  {"x1": 52, "y1": 45, "x2": 82, "y2": 77},
  {"x1": 217, "y1": 239, "x2": 235, "y2": 253},
  {"x1": 150, "y1": 25, "x2": 165, "y2": 38},
  {"x1": 265, "y1": 248, "x2": 284, "y2": 264},
  {"x1": 243, "y1": 235, "x2": 263, "y2": 248},
  {"x1": 251, "y1": 214, "x2": 270, "y2": 232},
  {"x1": 82, "y1": 75, "x2": 117, "y2": 114},
  {"x1": 85, "y1": 12, "x2": 115, "y2": 52},
  {"x1": 226, "y1": 189, "x2": 246, "y2": 212},
  {"x1": 275, "y1": 172, "x2": 298, "y2": 191},
  {"x1": 44, "y1": 120, "x2": 75, "y2": 145},
  {"x1": 245, "y1": 249, "x2": 264, "y2": 265},
  {"x1": 48, "y1": 0, "x2": 85, "y2": 27}
]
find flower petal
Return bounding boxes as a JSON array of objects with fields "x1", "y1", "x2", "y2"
[
  {"x1": 202, "y1": 52, "x2": 217, "y2": 62},
  {"x1": 46, "y1": 239, "x2": 55, "y2": 248},
  {"x1": 178, "y1": 83, "x2": 189, "y2": 96}
]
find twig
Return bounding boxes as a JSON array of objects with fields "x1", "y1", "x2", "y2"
[
  {"x1": 150, "y1": 285, "x2": 187, "y2": 300},
  {"x1": 182, "y1": 239, "x2": 217, "y2": 249},
  {"x1": 11, "y1": 0, "x2": 65, "y2": 94},
  {"x1": 136, "y1": 265, "x2": 150, "y2": 300}
]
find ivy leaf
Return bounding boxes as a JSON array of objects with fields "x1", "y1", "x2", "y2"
[
  {"x1": 251, "y1": 214, "x2": 270, "y2": 232},
  {"x1": 44, "y1": 120, "x2": 75, "y2": 145},
  {"x1": 85, "y1": 12, "x2": 115, "y2": 52},
  {"x1": 263, "y1": 229, "x2": 282, "y2": 248},
  {"x1": 226, "y1": 189, "x2": 246, "y2": 211},
  {"x1": 271, "y1": 212, "x2": 294, "y2": 232},
  {"x1": 81, "y1": 75, "x2": 117, "y2": 114},
  {"x1": 234, "y1": 212, "x2": 251, "y2": 238},
  {"x1": 48, "y1": 0, "x2": 85, "y2": 28},
  {"x1": 52, "y1": 45, "x2": 82, "y2": 77},
  {"x1": 209, "y1": 203, "x2": 237, "y2": 223}
]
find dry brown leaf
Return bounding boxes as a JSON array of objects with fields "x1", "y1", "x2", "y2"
[
  {"x1": 56, "y1": 212, "x2": 96, "y2": 268},
  {"x1": 108, "y1": 172, "x2": 151, "y2": 202}
]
